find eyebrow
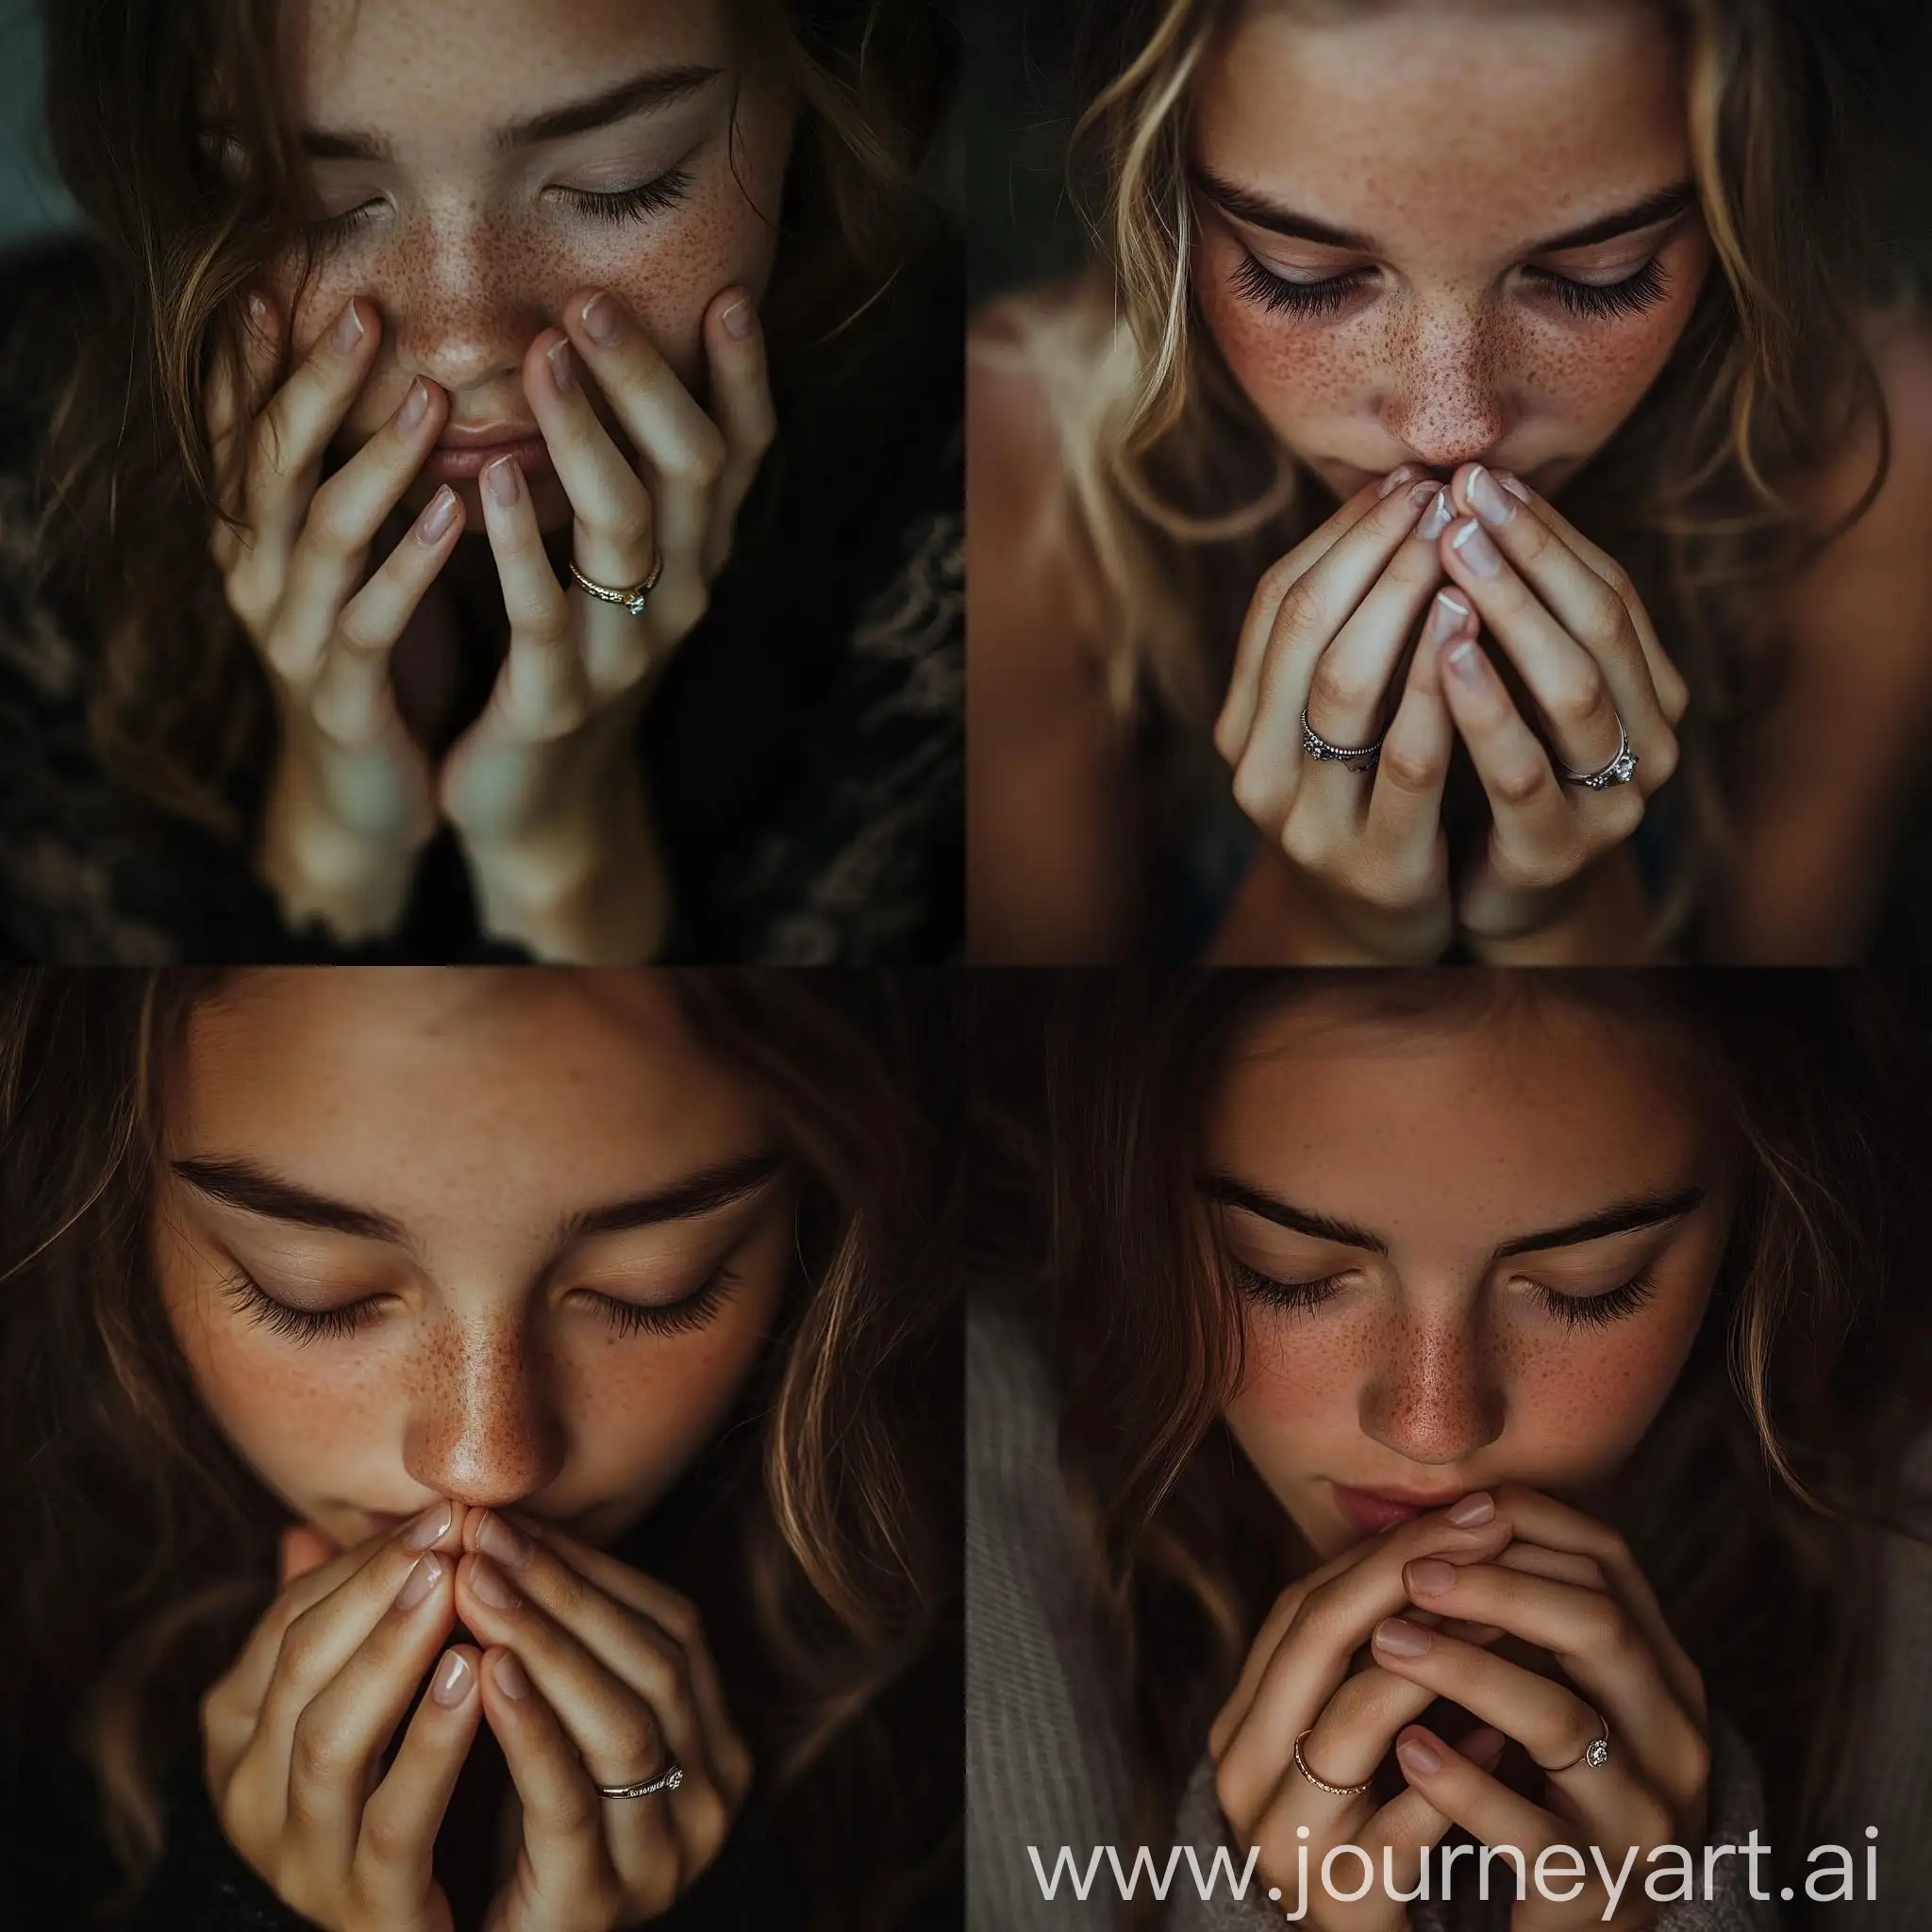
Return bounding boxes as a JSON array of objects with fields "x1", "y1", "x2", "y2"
[
  {"x1": 1200, "y1": 1174, "x2": 1707, "y2": 1261},
  {"x1": 1189, "y1": 167, "x2": 1698, "y2": 258},
  {"x1": 171, "y1": 1150, "x2": 786, "y2": 1250},
  {"x1": 296, "y1": 64, "x2": 722, "y2": 165}
]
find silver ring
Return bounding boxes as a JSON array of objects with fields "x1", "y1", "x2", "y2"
[
  {"x1": 595, "y1": 1759, "x2": 685, "y2": 1799},
  {"x1": 1549, "y1": 1713, "x2": 1611, "y2": 1773},
  {"x1": 1292, "y1": 1729, "x2": 1374, "y2": 1798},
  {"x1": 1299, "y1": 708, "x2": 1383, "y2": 773},
  {"x1": 570, "y1": 553, "x2": 663, "y2": 618},
  {"x1": 1560, "y1": 717, "x2": 1639, "y2": 790}
]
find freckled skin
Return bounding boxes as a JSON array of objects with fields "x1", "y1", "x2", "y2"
[
  {"x1": 152, "y1": 970, "x2": 793, "y2": 1556},
  {"x1": 1206, "y1": 993, "x2": 1730, "y2": 1560},
  {"x1": 1191, "y1": 1, "x2": 1713, "y2": 498},
  {"x1": 269, "y1": 0, "x2": 795, "y2": 533}
]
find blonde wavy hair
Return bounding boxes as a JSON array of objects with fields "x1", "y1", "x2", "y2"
[{"x1": 990, "y1": 0, "x2": 1903, "y2": 927}]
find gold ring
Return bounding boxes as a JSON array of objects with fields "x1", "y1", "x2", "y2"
[
  {"x1": 1292, "y1": 1729, "x2": 1374, "y2": 1799},
  {"x1": 569, "y1": 553, "x2": 663, "y2": 617}
]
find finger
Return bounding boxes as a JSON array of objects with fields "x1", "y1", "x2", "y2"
[
  {"x1": 209, "y1": 293, "x2": 285, "y2": 565},
  {"x1": 699, "y1": 286, "x2": 776, "y2": 580},
  {"x1": 481, "y1": 1648, "x2": 629, "y2": 1919},
  {"x1": 1229, "y1": 477, "x2": 1445, "y2": 830},
  {"x1": 476, "y1": 455, "x2": 591, "y2": 736},
  {"x1": 1348, "y1": 1725, "x2": 1507, "y2": 1900},
  {"x1": 563, "y1": 290, "x2": 724, "y2": 640},
  {"x1": 281, "y1": 1524, "x2": 341, "y2": 1588},
  {"x1": 310, "y1": 484, "x2": 467, "y2": 745},
  {"x1": 1302, "y1": 483, "x2": 1453, "y2": 748},
  {"x1": 1438, "y1": 633, "x2": 1580, "y2": 857},
  {"x1": 354, "y1": 1645, "x2": 483, "y2": 1922},
  {"x1": 1361, "y1": 586, "x2": 1464, "y2": 868},
  {"x1": 1217, "y1": 466, "x2": 1424, "y2": 762},
  {"x1": 1392, "y1": 1724, "x2": 1571, "y2": 1867}
]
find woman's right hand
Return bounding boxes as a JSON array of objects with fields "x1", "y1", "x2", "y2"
[
  {"x1": 1215, "y1": 468, "x2": 1470, "y2": 963},
  {"x1": 200, "y1": 1502, "x2": 481, "y2": 1932},
  {"x1": 208, "y1": 296, "x2": 468, "y2": 941}
]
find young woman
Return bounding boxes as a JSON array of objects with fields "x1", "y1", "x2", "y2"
[
  {"x1": 967, "y1": 972, "x2": 1932, "y2": 1927},
  {"x1": 0, "y1": 0, "x2": 961, "y2": 964},
  {"x1": 0, "y1": 968, "x2": 961, "y2": 1930},
  {"x1": 969, "y1": 0, "x2": 1932, "y2": 963}
]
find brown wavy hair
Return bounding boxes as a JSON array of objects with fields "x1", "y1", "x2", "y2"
[
  {"x1": 0, "y1": 967, "x2": 961, "y2": 1931},
  {"x1": 1024, "y1": 970, "x2": 1932, "y2": 1923},
  {"x1": 993, "y1": 0, "x2": 1908, "y2": 935},
  {"x1": 26, "y1": 0, "x2": 957, "y2": 841}
]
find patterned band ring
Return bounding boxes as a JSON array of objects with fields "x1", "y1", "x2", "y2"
[
  {"x1": 595, "y1": 1760, "x2": 685, "y2": 1799},
  {"x1": 1299, "y1": 708, "x2": 1384, "y2": 773},
  {"x1": 1560, "y1": 717, "x2": 1639, "y2": 790},
  {"x1": 1292, "y1": 1729, "x2": 1375, "y2": 1799},
  {"x1": 569, "y1": 553, "x2": 664, "y2": 618}
]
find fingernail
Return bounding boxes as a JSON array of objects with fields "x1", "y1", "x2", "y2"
[
  {"x1": 1374, "y1": 1616, "x2": 1434, "y2": 1657},
  {"x1": 397, "y1": 379, "x2": 430, "y2": 433},
  {"x1": 475, "y1": 1511, "x2": 533, "y2": 1571},
  {"x1": 1450, "y1": 520, "x2": 1501, "y2": 577},
  {"x1": 1415, "y1": 488, "x2": 1452, "y2": 541},
  {"x1": 1426, "y1": 588, "x2": 1470, "y2": 644},
  {"x1": 1406, "y1": 478, "x2": 1440, "y2": 509},
  {"x1": 1406, "y1": 1558, "x2": 1458, "y2": 1596},
  {"x1": 721, "y1": 291, "x2": 756, "y2": 340},
  {"x1": 1467, "y1": 464, "x2": 1515, "y2": 528},
  {"x1": 431, "y1": 1651, "x2": 474, "y2": 1707},
  {"x1": 1397, "y1": 1734, "x2": 1443, "y2": 1778},
  {"x1": 469, "y1": 1555, "x2": 522, "y2": 1611},
  {"x1": 418, "y1": 485, "x2": 459, "y2": 543},
  {"x1": 484, "y1": 456, "x2": 523, "y2": 507},
  {"x1": 1500, "y1": 473, "x2": 1533, "y2": 505},
  {"x1": 246, "y1": 291, "x2": 273, "y2": 336},
  {"x1": 396, "y1": 1553, "x2": 442, "y2": 1610},
  {"x1": 547, "y1": 338, "x2": 575, "y2": 393},
  {"x1": 580, "y1": 292, "x2": 626, "y2": 347},
  {"x1": 1378, "y1": 465, "x2": 1420, "y2": 498},
  {"x1": 1446, "y1": 1491, "x2": 1494, "y2": 1525},
  {"x1": 1445, "y1": 639, "x2": 1485, "y2": 686},
  {"x1": 330, "y1": 299, "x2": 365, "y2": 355},
  {"x1": 493, "y1": 1651, "x2": 531, "y2": 1699},
  {"x1": 403, "y1": 1500, "x2": 454, "y2": 1551}
]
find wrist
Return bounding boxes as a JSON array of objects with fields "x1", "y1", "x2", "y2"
[
  {"x1": 1207, "y1": 846, "x2": 1450, "y2": 964},
  {"x1": 258, "y1": 743, "x2": 429, "y2": 941},
  {"x1": 1460, "y1": 848, "x2": 1660, "y2": 963}
]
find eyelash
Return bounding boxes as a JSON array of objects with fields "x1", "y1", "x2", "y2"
[
  {"x1": 306, "y1": 163, "x2": 696, "y2": 241},
  {"x1": 1229, "y1": 251, "x2": 1673, "y2": 324},
  {"x1": 1228, "y1": 1258, "x2": 1660, "y2": 1328},
  {"x1": 221, "y1": 1263, "x2": 740, "y2": 1346}
]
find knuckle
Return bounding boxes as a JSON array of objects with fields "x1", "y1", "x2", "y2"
[
  {"x1": 1376, "y1": 741, "x2": 1438, "y2": 796},
  {"x1": 1273, "y1": 578, "x2": 1327, "y2": 648},
  {"x1": 1307, "y1": 657, "x2": 1374, "y2": 722},
  {"x1": 1679, "y1": 1727, "x2": 1713, "y2": 1795},
  {"x1": 1230, "y1": 758, "x2": 1288, "y2": 833},
  {"x1": 610, "y1": 1709, "x2": 666, "y2": 1776},
  {"x1": 290, "y1": 1709, "x2": 344, "y2": 1790},
  {"x1": 1647, "y1": 726, "x2": 1681, "y2": 788},
  {"x1": 1493, "y1": 759, "x2": 1551, "y2": 809},
  {"x1": 648, "y1": 1590, "x2": 701, "y2": 1647},
  {"x1": 1551, "y1": 665, "x2": 1609, "y2": 729},
  {"x1": 358, "y1": 1797, "x2": 419, "y2": 1870},
  {"x1": 1277, "y1": 808, "x2": 1336, "y2": 877}
]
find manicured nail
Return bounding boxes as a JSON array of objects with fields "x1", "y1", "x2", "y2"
[
  {"x1": 1450, "y1": 519, "x2": 1501, "y2": 577},
  {"x1": 547, "y1": 338, "x2": 575, "y2": 393},
  {"x1": 1397, "y1": 1733, "x2": 1443, "y2": 1778},
  {"x1": 580, "y1": 292, "x2": 626, "y2": 347},
  {"x1": 469, "y1": 1555, "x2": 522, "y2": 1610},
  {"x1": 404, "y1": 1500, "x2": 454, "y2": 1551},
  {"x1": 418, "y1": 486, "x2": 459, "y2": 543},
  {"x1": 397, "y1": 379, "x2": 431, "y2": 433},
  {"x1": 720, "y1": 291, "x2": 756, "y2": 340},
  {"x1": 1374, "y1": 1616, "x2": 1434, "y2": 1657},
  {"x1": 1467, "y1": 465, "x2": 1515, "y2": 528},
  {"x1": 1416, "y1": 488, "x2": 1453, "y2": 541},
  {"x1": 1406, "y1": 478, "x2": 1440, "y2": 509},
  {"x1": 1406, "y1": 1558, "x2": 1458, "y2": 1596},
  {"x1": 1446, "y1": 1491, "x2": 1494, "y2": 1525},
  {"x1": 431, "y1": 1651, "x2": 474, "y2": 1707},
  {"x1": 493, "y1": 1651, "x2": 531, "y2": 1699},
  {"x1": 1378, "y1": 465, "x2": 1421, "y2": 498},
  {"x1": 1499, "y1": 473, "x2": 1533, "y2": 504},
  {"x1": 331, "y1": 299, "x2": 365, "y2": 355},
  {"x1": 1426, "y1": 588, "x2": 1470, "y2": 644},
  {"x1": 1445, "y1": 639, "x2": 1486, "y2": 687},
  {"x1": 396, "y1": 1553, "x2": 442, "y2": 1610},
  {"x1": 475, "y1": 1511, "x2": 533, "y2": 1571},
  {"x1": 484, "y1": 456, "x2": 523, "y2": 507}
]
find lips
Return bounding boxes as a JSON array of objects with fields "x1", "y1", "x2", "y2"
[
  {"x1": 1329, "y1": 1481, "x2": 1472, "y2": 1535},
  {"x1": 425, "y1": 430, "x2": 554, "y2": 484}
]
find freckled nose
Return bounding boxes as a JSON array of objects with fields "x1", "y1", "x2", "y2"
[
  {"x1": 1358, "y1": 1314, "x2": 1504, "y2": 1465},
  {"x1": 403, "y1": 1317, "x2": 565, "y2": 1510},
  {"x1": 1379, "y1": 308, "x2": 1510, "y2": 471},
  {"x1": 381, "y1": 225, "x2": 543, "y2": 393}
]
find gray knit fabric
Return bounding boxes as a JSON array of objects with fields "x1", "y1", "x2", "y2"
[{"x1": 967, "y1": 1294, "x2": 1932, "y2": 1930}]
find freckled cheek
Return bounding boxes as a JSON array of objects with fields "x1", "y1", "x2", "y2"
[
  {"x1": 1514, "y1": 302, "x2": 1693, "y2": 441},
  {"x1": 1224, "y1": 1308, "x2": 1371, "y2": 1474}
]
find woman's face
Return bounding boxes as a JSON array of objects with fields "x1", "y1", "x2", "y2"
[
  {"x1": 1189, "y1": 0, "x2": 1713, "y2": 501},
  {"x1": 265, "y1": 0, "x2": 795, "y2": 531},
  {"x1": 153, "y1": 970, "x2": 796, "y2": 1557},
  {"x1": 1205, "y1": 995, "x2": 1731, "y2": 1561}
]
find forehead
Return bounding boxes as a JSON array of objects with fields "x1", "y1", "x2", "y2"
[
  {"x1": 1206, "y1": 996, "x2": 1708, "y2": 1245},
  {"x1": 169, "y1": 971, "x2": 770, "y2": 1218},
  {"x1": 1194, "y1": 1, "x2": 1689, "y2": 259}
]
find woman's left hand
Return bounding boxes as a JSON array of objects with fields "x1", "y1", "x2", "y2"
[
  {"x1": 439, "y1": 285, "x2": 774, "y2": 961},
  {"x1": 1433, "y1": 464, "x2": 1688, "y2": 948},
  {"x1": 1366, "y1": 1484, "x2": 1711, "y2": 1930},
  {"x1": 452, "y1": 1508, "x2": 755, "y2": 1932}
]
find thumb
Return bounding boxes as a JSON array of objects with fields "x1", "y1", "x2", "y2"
[{"x1": 280, "y1": 1523, "x2": 341, "y2": 1588}]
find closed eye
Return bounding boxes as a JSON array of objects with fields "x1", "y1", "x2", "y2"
[{"x1": 1229, "y1": 250, "x2": 1674, "y2": 325}]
